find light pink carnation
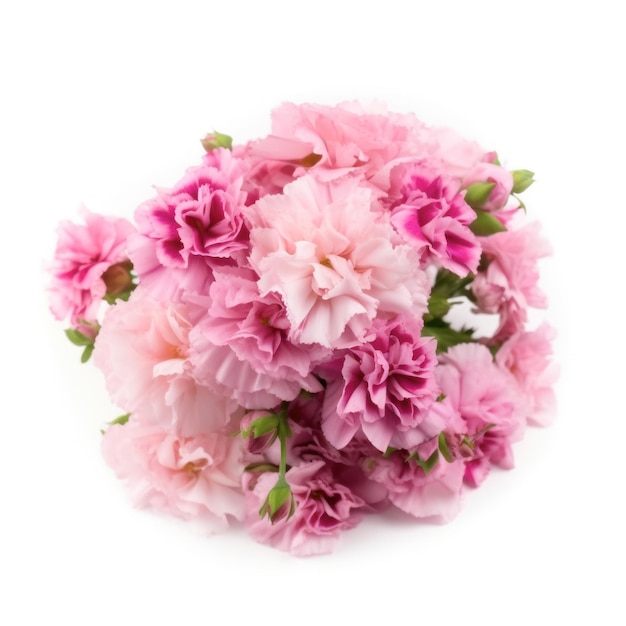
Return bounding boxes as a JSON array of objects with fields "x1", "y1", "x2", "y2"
[
  {"x1": 102, "y1": 417, "x2": 246, "y2": 532},
  {"x1": 321, "y1": 315, "x2": 440, "y2": 452},
  {"x1": 128, "y1": 148, "x2": 249, "y2": 301},
  {"x1": 436, "y1": 342, "x2": 527, "y2": 486},
  {"x1": 93, "y1": 288, "x2": 240, "y2": 436},
  {"x1": 188, "y1": 269, "x2": 325, "y2": 409},
  {"x1": 364, "y1": 442, "x2": 465, "y2": 522},
  {"x1": 388, "y1": 162, "x2": 481, "y2": 276},
  {"x1": 243, "y1": 460, "x2": 364, "y2": 557},
  {"x1": 246, "y1": 175, "x2": 423, "y2": 348},
  {"x1": 48, "y1": 208, "x2": 135, "y2": 327},
  {"x1": 244, "y1": 101, "x2": 485, "y2": 194},
  {"x1": 496, "y1": 323, "x2": 558, "y2": 426},
  {"x1": 472, "y1": 222, "x2": 552, "y2": 340}
]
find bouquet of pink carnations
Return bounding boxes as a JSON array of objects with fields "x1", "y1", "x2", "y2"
[{"x1": 48, "y1": 101, "x2": 557, "y2": 556}]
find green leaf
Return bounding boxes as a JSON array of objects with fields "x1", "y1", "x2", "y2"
[
  {"x1": 470, "y1": 209, "x2": 507, "y2": 236},
  {"x1": 109, "y1": 413, "x2": 130, "y2": 426},
  {"x1": 65, "y1": 328, "x2": 93, "y2": 346},
  {"x1": 427, "y1": 295, "x2": 451, "y2": 320},
  {"x1": 438, "y1": 432, "x2": 455, "y2": 463},
  {"x1": 413, "y1": 449, "x2": 439, "y2": 474},
  {"x1": 80, "y1": 343, "x2": 94, "y2": 363},
  {"x1": 464, "y1": 182, "x2": 495, "y2": 209},
  {"x1": 511, "y1": 169, "x2": 535, "y2": 194},
  {"x1": 422, "y1": 322, "x2": 475, "y2": 353}
]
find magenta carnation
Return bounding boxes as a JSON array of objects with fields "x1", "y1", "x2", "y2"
[
  {"x1": 321, "y1": 314, "x2": 440, "y2": 452},
  {"x1": 48, "y1": 208, "x2": 135, "y2": 328},
  {"x1": 129, "y1": 148, "x2": 249, "y2": 301},
  {"x1": 388, "y1": 162, "x2": 481, "y2": 276}
]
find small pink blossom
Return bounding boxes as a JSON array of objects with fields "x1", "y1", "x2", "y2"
[
  {"x1": 48, "y1": 208, "x2": 135, "y2": 327},
  {"x1": 93, "y1": 288, "x2": 240, "y2": 436},
  {"x1": 496, "y1": 323, "x2": 558, "y2": 426},
  {"x1": 321, "y1": 315, "x2": 440, "y2": 452},
  {"x1": 128, "y1": 148, "x2": 249, "y2": 301},
  {"x1": 388, "y1": 162, "x2": 481, "y2": 276},
  {"x1": 243, "y1": 460, "x2": 364, "y2": 556},
  {"x1": 102, "y1": 417, "x2": 246, "y2": 532},
  {"x1": 436, "y1": 342, "x2": 528, "y2": 486},
  {"x1": 246, "y1": 175, "x2": 423, "y2": 348},
  {"x1": 472, "y1": 222, "x2": 552, "y2": 340}
]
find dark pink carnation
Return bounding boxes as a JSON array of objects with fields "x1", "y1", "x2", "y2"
[
  {"x1": 129, "y1": 148, "x2": 249, "y2": 301},
  {"x1": 48, "y1": 208, "x2": 135, "y2": 327},
  {"x1": 389, "y1": 162, "x2": 480, "y2": 276},
  {"x1": 321, "y1": 314, "x2": 439, "y2": 452},
  {"x1": 243, "y1": 460, "x2": 364, "y2": 557}
]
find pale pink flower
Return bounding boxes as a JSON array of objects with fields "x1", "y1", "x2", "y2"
[
  {"x1": 496, "y1": 323, "x2": 558, "y2": 426},
  {"x1": 245, "y1": 101, "x2": 484, "y2": 193},
  {"x1": 243, "y1": 460, "x2": 364, "y2": 556},
  {"x1": 321, "y1": 315, "x2": 440, "y2": 452},
  {"x1": 93, "y1": 288, "x2": 240, "y2": 436},
  {"x1": 128, "y1": 148, "x2": 249, "y2": 301},
  {"x1": 102, "y1": 417, "x2": 246, "y2": 532},
  {"x1": 188, "y1": 268, "x2": 325, "y2": 408},
  {"x1": 436, "y1": 342, "x2": 528, "y2": 486},
  {"x1": 472, "y1": 222, "x2": 552, "y2": 340},
  {"x1": 364, "y1": 442, "x2": 466, "y2": 522},
  {"x1": 48, "y1": 208, "x2": 135, "y2": 327},
  {"x1": 388, "y1": 162, "x2": 481, "y2": 276},
  {"x1": 246, "y1": 175, "x2": 422, "y2": 348}
]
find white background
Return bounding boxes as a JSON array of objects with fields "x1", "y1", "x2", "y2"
[{"x1": 1, "y1": 1, "x2": 624, "y2": 624}]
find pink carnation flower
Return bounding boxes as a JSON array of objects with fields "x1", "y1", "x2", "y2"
[
  {"x1": 388, "y1": 162, "x2": 481, "y2": 276},
  {"x1": 496, "y1": 323, "x2": 558, "y2": 426},
  {"x1": 129, "y1": 148, "x2": 249, "y2": 301},
  {"x1": 364, "y1": 442, "x2": 465, "y2": 522},
  {"x1": 93, "y1": 288, "x2": 240, "y2": 436},
  {"x1": 472, "y1": 222, "x2": 552, "y2": 340},
  {"x1": 48, "y1": 208, "x2": 135, "y2": 328},
  {"x1": 436, "y1": 342, "x2": 527, "y2": 486},
  {"x1": 102, "y1": 417, "x2": 246, "y2": 532},
  {"x1": 246, "y1": 101, "x2": 484, "y2": 193},
  {"x1": 188, "y1": 269, "x2": 325, "y2": 409},
  {"x1": 246, "y1": 175, "x2": 423, "y2": 348},
  {"x1": 321, "y1": 315, "x2": 440, "y2": 452},
  {"x1": 243, "y1": 460, "x2": 364, "y2": 557}
]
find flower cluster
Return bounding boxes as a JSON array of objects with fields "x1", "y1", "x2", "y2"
[{"x1": 48, "y1": 101, "x2": 556, "y2": 556}]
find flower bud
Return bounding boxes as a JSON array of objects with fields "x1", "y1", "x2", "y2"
[
  {"x1": 259, "y1": 480, "x2": 296, "y2": 524},
  {"x1": 241, "y1": 410, "x2": 280, "y2": 455},
  {"x1": 201, "y1": 131, "x2": 233, "y2": 152}
]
